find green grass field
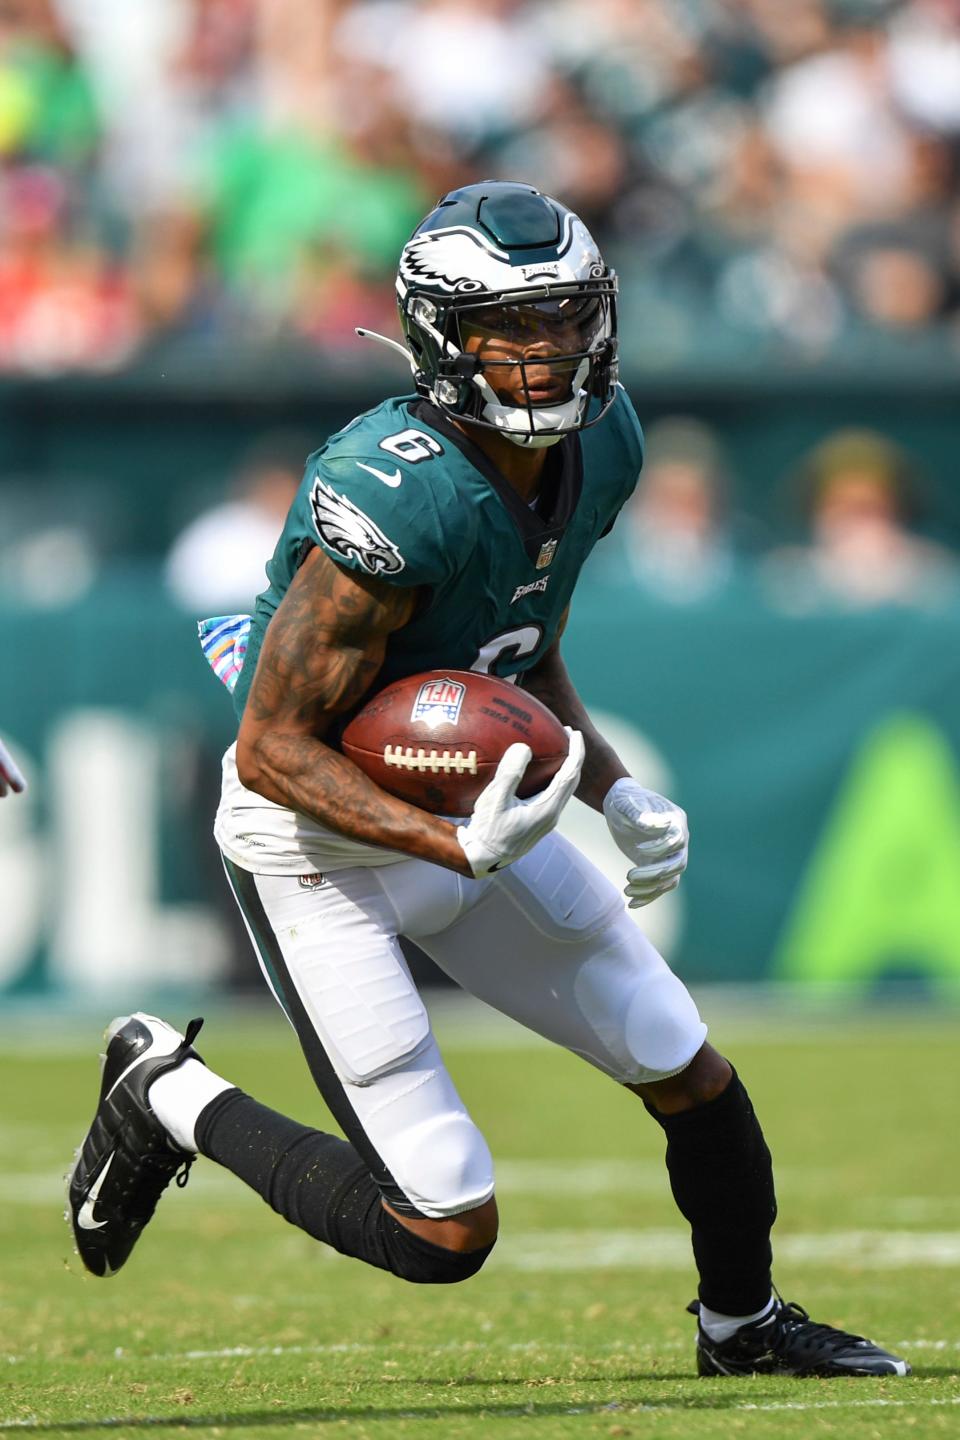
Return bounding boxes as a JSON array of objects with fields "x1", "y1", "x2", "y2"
[{"x1": 1, "y1": 996, "x2": 958, "y2": 1439}]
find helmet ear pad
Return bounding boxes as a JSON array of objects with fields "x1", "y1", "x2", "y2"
[{"x1": 589, "y1": 333, "x2": 619, "y2": 399}]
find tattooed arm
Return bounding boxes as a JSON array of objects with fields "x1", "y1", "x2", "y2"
[
  {"x1": 521, "y1": 608, "x2": 629, "y2": 812},
  {"x1": 235, "y1": 545, "x2": 471, "y2": 874}
]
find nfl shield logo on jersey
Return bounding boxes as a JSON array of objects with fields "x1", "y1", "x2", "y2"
[
  {"x1": 411, "y1": 677, "x2": 467, "y2": 727},
  {"x1": 536, "y1": 539, "x2": 558, "y2": 570}
]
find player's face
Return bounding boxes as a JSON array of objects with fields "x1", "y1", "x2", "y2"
[{"x1": 458, "y1": 296, "x2": 605, "y2": 408}]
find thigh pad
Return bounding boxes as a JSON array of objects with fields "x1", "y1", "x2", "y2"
[
  {"x1": 499, "y1": 831, "x2": 625, "y2": 942},
  {"x1": 265, "y1": 883, "x2": 431, "y2": 1087}
]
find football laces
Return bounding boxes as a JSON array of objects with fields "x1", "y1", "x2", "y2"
[{"x1": 384, "y1": 745, "x2": 479, "y2": 775}]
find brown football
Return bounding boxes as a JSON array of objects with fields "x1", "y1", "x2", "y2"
[{"x1": 341, "y1": 669, "x2": 569, "y2": 816}]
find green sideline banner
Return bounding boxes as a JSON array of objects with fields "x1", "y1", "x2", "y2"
[{"x1": 3, "y1": 578, "x2": 960, "y2": 997}]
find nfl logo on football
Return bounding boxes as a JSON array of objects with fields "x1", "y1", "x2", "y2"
[{"x1": 411, "y1": 677, "x2": 466, "y2": 727}]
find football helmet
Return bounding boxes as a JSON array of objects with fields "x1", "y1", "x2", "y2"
[{"x1": 361, "y1": 182, "x2": 618, "y2": 449}]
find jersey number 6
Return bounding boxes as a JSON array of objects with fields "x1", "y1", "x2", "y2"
[
  {"x1": 379, "y1": 429, "x2": 444, "y2": 463},
  {"x1": 471, "y1": 625, "x2": 544, "y2": 679}
]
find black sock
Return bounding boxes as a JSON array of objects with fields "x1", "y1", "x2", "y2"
[
  {"x1": 645, "y1": 1068, "x2": 777, "y2": 1315},
  {"x1": 195, "y1": 1089, "x2": 492, "y2": 1285}
]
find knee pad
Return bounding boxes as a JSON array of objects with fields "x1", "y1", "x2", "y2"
[
  {"x1": 383, "y1": 1215, "x2": 496, "y2": 1285},
  {"x1": 571, "y1": 913, "x2": 707, "y2": 1083},
  {"x1": 620, "y1": 967, "x2": 707, "y2": 1082},
  {"x1": 391, "y1": 1111, "x2": 495, "y2": 1220}
]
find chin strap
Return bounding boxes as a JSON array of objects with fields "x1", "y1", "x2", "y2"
[
  {"x1": 503, "y1": 428, "x2": 566, "y2": 450},
  {"x1": 473, "y1": 354, "x2": 590, "y2": 448}
]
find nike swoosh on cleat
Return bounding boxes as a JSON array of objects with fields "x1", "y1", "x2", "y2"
[
  {"x1": 356, "y1": 461, "x2": 402, "y2": 487},
  {"x1": 77, "y1": 1152, "x2": 115, "y2": 1230}
]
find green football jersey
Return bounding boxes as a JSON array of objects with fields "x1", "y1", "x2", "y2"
[{"x1": 232, "y1": 387, "x2": 643, "y2": 721}]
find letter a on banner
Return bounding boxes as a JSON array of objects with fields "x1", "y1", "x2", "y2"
[{"x1": 775, "y1": 713, "x2": 960, "y2": 987}]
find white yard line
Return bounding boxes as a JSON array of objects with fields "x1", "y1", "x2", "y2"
[
  {"x1": 4, "y1": 1335, "x2": 957, "y2": 1368},
  {"x1": 494, "y1": 1228, "x2": 960, "y2": 1271},
  {"x1": 0, "y1": 1159, "x2": 728, "y2": 1204},
  {"x1": 5, "y1": 1163, "x2": 671, "y2": 1205},
  {"x1": 9, "y1": 1153, "x2": 960, "y2": 1274},
  {"x1": 1, "y1": 1395, "x2": 958, "y2": 1431},
  {"x1": 143, "y1": 1338, "x2": 591, "y2": 1363},
  {"x1": 10, "y1": 1153, "x2": 960, "y2": 1272},
  {"x1": 0, "y1": 1161, "x2": 914, "y2": 1204},
  {"x1": 2, "y1": 1339, "x2": 666, "y2": 1367},
  {"x1": 729, "y1": 1397, "x2": 960, "y2": 1414},
  {"x1": 895, "y1": 1338, "x2": 960, "y2": 1349}
]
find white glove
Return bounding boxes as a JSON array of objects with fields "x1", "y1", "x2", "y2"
[
  {"x1": 603, "y1": 777, "x2": 687, "y2": 908},
  {"x1": 0, "y1": 738, "x2": 25, "y2": 798},
  {"x1": 458, "y1": 728, "x2": 585, "y2": 878}
]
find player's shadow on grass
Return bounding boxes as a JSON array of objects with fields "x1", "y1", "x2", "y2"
[{"x1": 2, "y1": 1380, "x2": 947, "y2": 1435}]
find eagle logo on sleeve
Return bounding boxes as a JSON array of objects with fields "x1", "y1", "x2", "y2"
[{"x1": 309, "y1": 479, "x2": 406, "y2": 576}]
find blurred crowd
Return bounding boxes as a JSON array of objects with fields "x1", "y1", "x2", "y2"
[
  {"x1": 0, "y1": 0, "x2": 959, "y2": 373},
  {"x1": 158, "y1": 417, "x2": 960, "y2": 620},
  {"x1": 2, "y1": 0, "x2": 959, "y2": 615},
  {"x1": 615, "y1": 418, "x2": 960, "y2": 613}
]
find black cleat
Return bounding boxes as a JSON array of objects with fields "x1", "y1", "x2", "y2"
[
  {"x1": 67, "y1": 1013, "x2": 204, "y2": 1277},
  {"x1": 689, "y1": 1297, "x2": 911, "y2": 1377}
]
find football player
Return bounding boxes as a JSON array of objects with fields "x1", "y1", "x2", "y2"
[
  {"x1": 0, "y1": 737, "x2": 25, "y2": 797},
  {"x1": 69, "y1": 183, "x2": 907, "y2": 1377}
]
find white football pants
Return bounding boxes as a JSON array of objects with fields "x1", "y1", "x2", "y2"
[{"x1": 222, "y1": 830, "x2": 706, "y2": 1220}]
